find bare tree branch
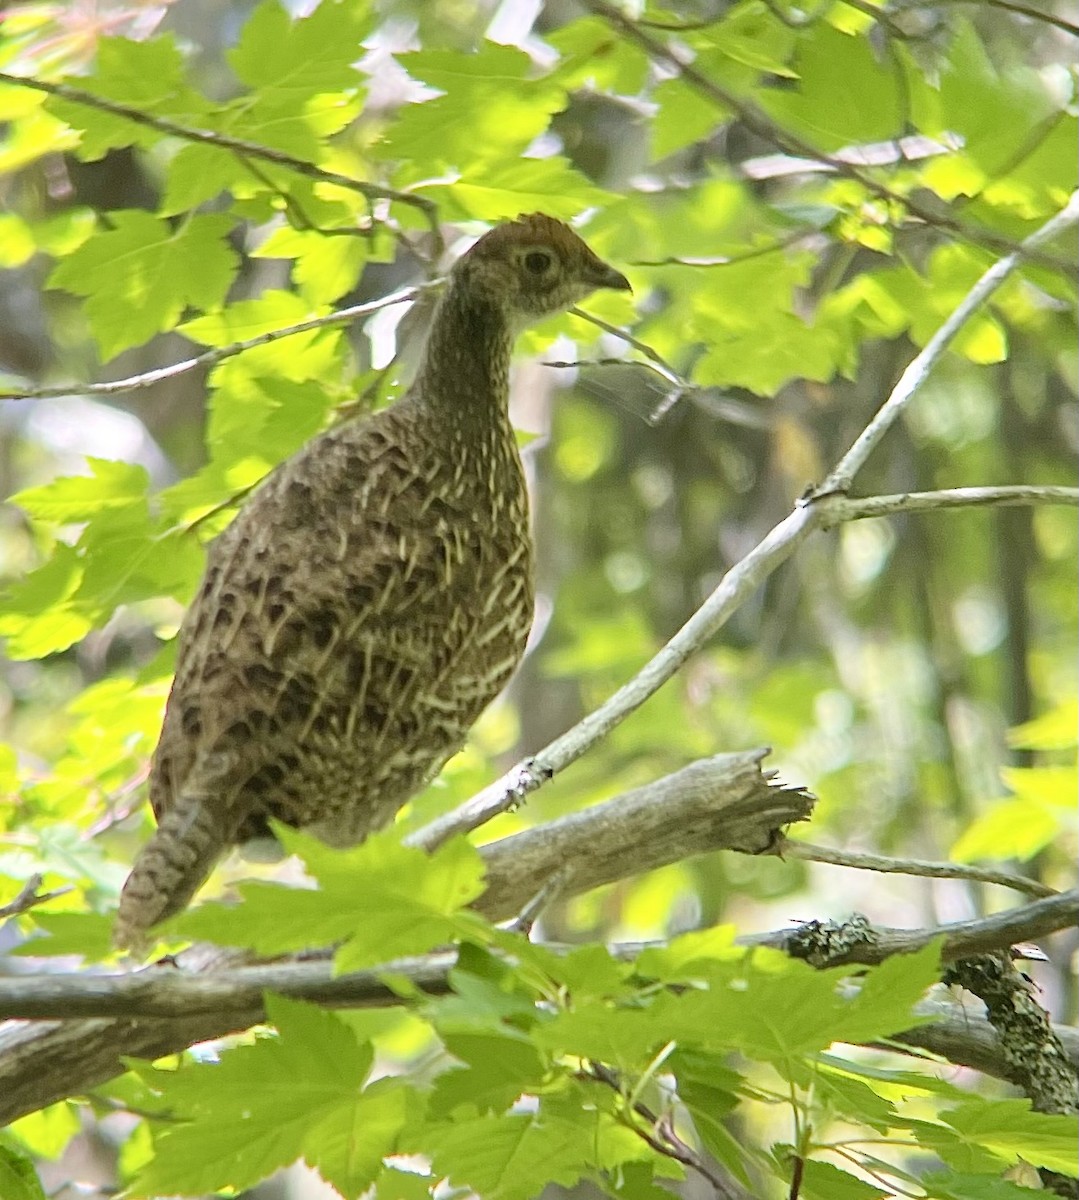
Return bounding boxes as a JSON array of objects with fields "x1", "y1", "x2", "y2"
[
  {"x1": 781, "y1": 838, "x2": 1058, "y2": 899},
  {"x1": 945, "y1": 954, "x2": 1078, "y2": 1196},
  {"x1": 0, "y1": 875, "x2": 74, "y2": 919},
  {"x1": 745, "y1": 889, "x2": 1079, "y2": 967},
  {"x1": 2, "y1": 750, "x2": 809, "y2": 1023},
  {"x1": 0, "y1": 889, "x2": 1074, "y2": 1124},
  {"x1": 0, "y1": 288, "x2": 429, "y2": 402},
  {"x1": 889, "y1": 998, "x2": 1079, "y2": 1076},
  {"x1": 819, "y1": 485, "x2": 1079, "y2": 527},
  {"x1": 0, "y1": 750, "x2": 810, "y2": 1118},
  {"x1": 944, "y1": 954, "x2": 1078, "y2": 1115},
  {"x1": 475, "y1": 750, "x2": 813, "y2": 916},
  {"x1": 409, "y1": 190, "x2": 1079, "y2": 853}
]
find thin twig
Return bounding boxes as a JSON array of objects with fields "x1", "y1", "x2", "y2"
[
  {"x1": 564, "y1": 307, "x2": 692, "y2": 422},
  {"x1": 0, "y1": 71, "x2": 441, "y2": 246},
  {"x1": 583, "y1": 1062, "x2": 749, "y2": 1199},
  {"x1": 237, "y1": 156, "x2": 430, "y2": 266},
  {"x1": 546, "y1": 346, "x2": 690, "y2": 426},
  {"x1": 835, "y1": 0, "x2": 923, "y2": 42},
  {"x1": 501, "y1": 867, "x2": 573, "y2": 936},
  {"x1": 0, "y1": 875, "x2": 73, "y2": 920},
  {"x1": 931, "y1": 0, "x2": 1079, "y2": 37},
  {"x1": 568, "y1": 306, "x2": 685, "y2": 384},
  {"x1": 818, "y1": 484, "x2": 1079, "y2": 528},
  {"x1": 543, "y1": 356, "x2": 772, "y2": 429},
  {"x1": 0, "y1": 287, "x2": 430, "y2": 402},
  {"x1": 630, "y1": 228, "x2": 821, "y2": 267},
  {"x1": 781, "y1": 838, "x2": 1058, "y2": 899}
]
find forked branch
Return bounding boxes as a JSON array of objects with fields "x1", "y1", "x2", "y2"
[{"x1": 411, "y1": 190, "x2": 1079, "y2": 851}]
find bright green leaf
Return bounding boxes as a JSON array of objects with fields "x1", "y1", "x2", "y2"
[
  {"x1": 48, "y1": 212, "x2": 239, "y2": 359},
  {"x1": 937, "y1": 1098, "x2": 1078, "y2": 1176},
  {"x1": 546, "y1": 17, "x2": 650, "y2": 93},
  {"x1": 380, "y1": 43, "x2": 563, "y2": 173},
  {"x1": 0, "y1": 545, "x2": 91, "y2": 658},
  {"x1": 46, "y1": 34, "x2": 209, "y2": 160},
  {"x1": 1008, "y1": 701, "x2": 1079, "y2": 751},
  {"x1": 0, "y1": 1145, "x2": 46, "y2": 1200},
  {"x1": 11, "y1": 458, "x2": 150, "y2": 524},
  {"x1": 920, "y1": 1169, "x2": 1054, "y2": 1199},
  {"x1": 130, "y1": 995, "x2": 382, "y2": 1197},
  {"x1": 417, "y1": 158, "x2": 614, "y2": 222},
  {"x1": 759, "y1": 24, "x2": 906, "y2": 151},
  {"x1": 431, "y1": 1030, "x2": 547, "y2": 1116},
  {"x1": 169, "y1": 827, "x2": 488, "y2": 967},
  {"x1": 229, "y1": 0, "x2": 369, "y2": 94},
  {"x1": 532, "y1": 1000, "x2": 663, "y2": 1067},
  {"x1": 798, "y1": 1159, "x2": 886, "y2": 1200},
  {"x1": 425, "y1": 1113, "x2": 591, "y2": 1200}
]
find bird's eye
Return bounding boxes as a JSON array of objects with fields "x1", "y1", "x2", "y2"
[{"x1": 523, "y1": 249, "x2": 554, "y2": 274}]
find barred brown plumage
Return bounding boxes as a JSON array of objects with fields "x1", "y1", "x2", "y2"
[{"x1": 114, "y1": 213, "x2": 631, "y2": 952}]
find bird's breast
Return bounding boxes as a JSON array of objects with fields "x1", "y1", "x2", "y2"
[{"x1": 149, "y1": 406, "x2": 536, "y2": 844}]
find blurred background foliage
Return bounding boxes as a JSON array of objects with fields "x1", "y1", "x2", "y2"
[{"x1": 0, "y1": 0, "x2": 1076, "y2": 1194}]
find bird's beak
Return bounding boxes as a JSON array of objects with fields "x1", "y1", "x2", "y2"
[{"x1": 591, "y1": 263, "x2": 633, "y2": 294}]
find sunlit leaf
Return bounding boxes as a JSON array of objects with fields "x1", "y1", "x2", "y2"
[{"x1": 48, "y1": 212, "x2": 239, "y2": 359}]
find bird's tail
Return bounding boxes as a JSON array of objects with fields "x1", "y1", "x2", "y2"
[{"x1": 113, "y1": 798, "x2": 225, "y2": 954}]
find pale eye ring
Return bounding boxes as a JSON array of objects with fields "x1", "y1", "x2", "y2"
[{"x1": 523, "y1": 249, "x2": 554, "y2": 274}]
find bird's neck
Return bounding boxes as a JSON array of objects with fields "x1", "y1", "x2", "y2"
[{"x1": 414, "y1": 285, "x2": 515, "y2": 429}]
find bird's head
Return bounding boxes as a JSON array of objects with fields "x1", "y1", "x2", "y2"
[{"x1": 451, "y1": 212, "x2": 631, "y2": 330}]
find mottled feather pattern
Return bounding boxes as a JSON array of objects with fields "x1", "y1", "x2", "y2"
[{"x1": 115, "y1": 214, "x2": 630, "y2": 950}]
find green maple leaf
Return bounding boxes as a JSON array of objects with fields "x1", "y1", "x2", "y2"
[
  {"x1": 48, "y1": 211, "x2": 239, "y2": 359},
  {"x1": 169, "y1": 827, "x2": 488, "y2": 968},
  {"x1": 0, "y1": 1145, "x2": 46, "y2": 1200},
  {"x1": 130, "y1": 995, "x2": 410, "y2": 1199},
  {"x1": 10, "y1": 458, "x2": 149, "y2": 525},
  {"x1": 425, "y1": 1113, "x2": 590, "y2": 1200},
  {"x1": 46, "y1": 34, "x2": 209, "y2": 159}
]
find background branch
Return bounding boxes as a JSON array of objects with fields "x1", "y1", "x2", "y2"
[
  {"x1": 934, "y1": 0, "x2": 1079, "y2": 38},
  {"x1": 0, "y1": 875, "x2": 74, "y2": 919},
  {"x1": 819, "y1": 189, "x2": 1079, "y2": 492},
  {"x1": 581, "y1": 2, "x2": 1077, "y2": 276},
  {"x1": 0, "y1": 72, "x2": 439, "y2": 240},
  {"x1": 819, "y1": 485, "x2": 1079, "y2": 528},
  {"x1": 888, "y1": 998, "x2": 1079, "y2": 1076},
  {"x1": 781, "y1": 838, "x2": 1058, "y2": 899},
  {"x1": 0, "y1": 888, "x2": 1073, "y2": 1124}
]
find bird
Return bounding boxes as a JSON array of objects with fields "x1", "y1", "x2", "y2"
[{"x1": 114, "y1": 213, "x2": 631, "y2": 951}]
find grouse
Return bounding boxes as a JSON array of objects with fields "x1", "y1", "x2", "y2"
[{"x1": 114, "y1": 213, "x2": 631, "y2": 950}]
